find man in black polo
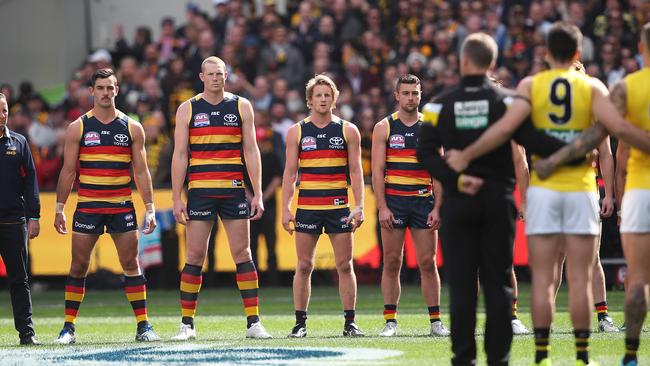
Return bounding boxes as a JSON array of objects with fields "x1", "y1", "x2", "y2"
[
  {"x1": 416, "y1": 34, "x2": 564, "y2": 365},
  {"x1": 0, "y1": 92, "x2": 41, "y2": 345}
]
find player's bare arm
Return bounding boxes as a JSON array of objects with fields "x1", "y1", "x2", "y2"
[
  {"x1": 346, "y1": 122, "x2": 364, "y2": 230},
  {"x1": 593, "y1": 78, "x2": 650, "y2": 153},
  {"x1": 240, "y1": 97, "x2": 264, "y2": 220},
  {"x1": 281, "y1": 124, "x2": 300, "y2": 234},
  {"x1": 171, "y1": 100, "x2": 191, "y2": 225},
  {"x1": 54, "y1": 119, "x2": 82, "y2": 234},
  {"x1": 615, "y1": 141, "x2": 630, "y2": 222},
  {"x1": 446, "y1": 77, "x2": 533, "y2": 172},
  {"x1": 512, "y1": 142, "x2": 529, "y2": 219},
  {"x1": 371, "y1": 118, "x2": 393, "y2": 230},
  {"x1": 130, "y1": 120, "x2": 156, "y2": 234},
  {"x1": 598, "y1": 137, "x2": 615, "y2": 218},
  {"x1": 428, "y1": 178, "x2": 443, "y2": 230}
]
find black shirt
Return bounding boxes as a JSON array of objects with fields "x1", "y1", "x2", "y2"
[
  {"x1": 0, "y1": 126, "x2": 40, "y2": 223},
  {"x1": 417, "y1": 75, "x2": 565, "y2": 194}
]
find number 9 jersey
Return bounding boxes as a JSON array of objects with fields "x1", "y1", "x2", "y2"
[{"x1": 530, "y1": 68, "x2": 596, "y2": 192}]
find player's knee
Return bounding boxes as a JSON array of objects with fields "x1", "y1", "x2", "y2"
[
  {"x1": 69, "y1": 261, "x2": 90, "y2": 277},
  {"x1": 296, "y1": 260, "x2": 314, "y2": 277},
  {"x1": 335, "y1": 259, "x2": 353, "y2": 275},
  {"x1": 418, "y1": 259, "x2": 437, "y2": 275},
  {"x1": 382, "y1": 256, "x2": 402, "y2": 275}
]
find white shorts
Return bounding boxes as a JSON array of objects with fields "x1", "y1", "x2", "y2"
[
  {"x1": 526, "y1": 186, "x2": 600, "y2": 235},
  {"x1": 620, "y1": 189, "x2": 650, "y2": 233}
]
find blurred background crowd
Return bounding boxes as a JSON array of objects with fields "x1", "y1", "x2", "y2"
[{"x1": 1, "y1": 0, "x2": 647, "y2": 192}]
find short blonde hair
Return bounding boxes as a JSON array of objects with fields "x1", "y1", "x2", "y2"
[
  {"x1": 305, "y1": 74, "x2": 339, "y2": 110},
  {"x1": 201, "y1": 56, "x2": 226, "y2": 72}
]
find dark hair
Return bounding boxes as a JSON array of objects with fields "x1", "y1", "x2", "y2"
[
  {"x1": 461, "y1": 33, "x2": 498, "y2": 69},
  {"x1": 91, "y1": 68, "x2": 115, "y2": 86},
  {"x1": 546, "y1": 21, "x2": 582, "y2": 62},
  {"x1": 395, "y1": 74, "x2": 420, "y2": 92}
]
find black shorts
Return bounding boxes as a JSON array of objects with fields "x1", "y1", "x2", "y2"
[
  {"x1": 72, "y1": 210, "x2": 138, "y2": 234},
  {"x1": 386, "y1": 195, "x2": 434, "y2": 229},
  {"x1": 187, "y1": 189, "x2": 250, "y2": 221},
  {"x1": 295, "y1": 207, "x2": 352, "y2": 234}
]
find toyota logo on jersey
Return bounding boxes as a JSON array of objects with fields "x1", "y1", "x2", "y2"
[
  {"x1": 389, "y1": 134, "x2": 406, "y2": 149},
  {"x1": 114, "y1": 134, "x2": 129, "y2": 143},
  {"x1": 329, "y1": 136, "x2": 344, "y2": 145},
  {"x1": 224, "y1": 113, "x2": 238, "y2": 123}
]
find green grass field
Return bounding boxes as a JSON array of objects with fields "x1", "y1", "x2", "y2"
[{"x1": 0, "y1": 284, "x2": 644, "y2": 365}]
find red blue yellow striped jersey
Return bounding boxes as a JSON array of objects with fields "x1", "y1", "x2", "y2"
[
  {"x1": 77, "y1": 111, "x2": 133, "y2": 214},
  {"x1": 384, "y1": 112, "x2": 432, "y2": 197},
  {"x1": 188, "y1": 93, "x2": 245, "y2": 198},
  {"x1": 297, "y1": 116, "x2": 350, "y2": 210}
]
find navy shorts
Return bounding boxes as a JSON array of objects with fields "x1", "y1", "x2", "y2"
[
  {"x1": 187, "y1": 189, "x2": 250, "y2": 221},
  {"x1": 386, "y1": 195, "x2": 434, "y2": 229},
  {"x1": 295, "y1": 207, "x2": 352, "y2": 234},
  {"x1": 72, "y1": 210, "x2": 138, "y2": 234}
]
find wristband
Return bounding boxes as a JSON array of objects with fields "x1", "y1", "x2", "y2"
[
  {"x1": 617, "y1": 210, "x2": 622, "y2": 217},
  {"x1": 145, "y1": 202, "x2": 155, "y2": 213},
  {"x1": 28, "y1": 218, "x2": 39, "y2": 221},
  {"x1": 55, "y1": 202, "x2": 65, "y2": 214}
]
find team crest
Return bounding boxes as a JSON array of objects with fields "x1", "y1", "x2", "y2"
[
  {"x1": 301, "y1": 136, "x2": 317, "y2": 151},
  {"x1": 84, "y1": 131, "x2": 101, "y2": 146},
  {"x1": 389, "y1": 134, "x2": 405, "y2": 149},
  {"x1": 194, "y1": 113, "x2": 210, "y2": 127}
]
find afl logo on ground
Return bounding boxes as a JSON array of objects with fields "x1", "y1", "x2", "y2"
[
  {"x1": 329, "y1": 136, "x2": 344, "y2": 146},
  {"x1": 224, "y1": 113, "x2": 238, "y2": 123},
  {"x1": 389, "y1": 134, "x2": 405, "y2": 149},
  {"x1": 194, "y1": 113, "x2": 210, "y2": 127},
  {"x1": 84, "y1": 132, "x2": 101, "y2": 146},
  {"x1": 301, "y1": 136, "x2": 317, "y2": 151},
  {"x1": 114, "y1": 134, "x2": 129, "y2": 143}
]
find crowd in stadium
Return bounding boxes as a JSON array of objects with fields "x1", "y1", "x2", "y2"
[{"x1": 0, "y1": 0, "x2": 648, "y2": 191}]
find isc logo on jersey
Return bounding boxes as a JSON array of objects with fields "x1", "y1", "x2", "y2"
[
  {"x1": 84, "y1": 132, "x2": 101, "y2": 146},
  {"x1": 301, "y1": 136, "x2": 317, "y2": 151},
  {"x1": 389, "y1": 134, "x2": 405, "y2": 149},
  {"x1": 194, "y1": 113, "x2": 210, "y2": 127}
]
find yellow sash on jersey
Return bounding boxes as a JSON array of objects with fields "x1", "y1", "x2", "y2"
[
  {"x1": 530, "y1": 69, "x2": 596, "y2": 192},
  {"x1": 624, "y1": 68, "x2": 650, "y2": 190}
]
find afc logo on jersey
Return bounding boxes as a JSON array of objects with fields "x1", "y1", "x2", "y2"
[
  {"x1": 301, "y1": 136, "x2": 317, "y2": 151},
  {"x1": 84, "y1": 132, "x2": 101, "y2": 146},
  {"x1": 194, "y1": 113, "x2": 210, "y2": 127},
  {"x1": 389, "y1": 134, "x2": 405, "y2": 149}
]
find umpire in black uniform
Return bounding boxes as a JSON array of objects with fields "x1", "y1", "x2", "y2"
[
  {"x1": 0, "y1": 93, "x2": 41, "y2": 345},
  {"x1": 416, "y1": 34, "x2": 564, "y2": 365}
]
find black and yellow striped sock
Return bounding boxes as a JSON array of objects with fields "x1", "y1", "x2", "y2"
[
  {"x1": 124, "y1": 274, "x2": 148, "y2": 327},
  {"x1": 512, "y1": 297, "x2": 519, "y2": 320},
  {"x1": 623, "y1": 337, "x2": 640, "y2": 364},
  {"x1": 180, "y1": 263, "x2": 202, "y2": 327},
  {"x1": 383, "y1": 304, "x2": 397, "y2": 323},
  {"x1": 534, "y1": 328, "x2": 550, "y2": 363},
  {"x1": 574, "y1": 329, "x2": 590, "y2": 364},
  {"x1": 64, "y1": 276, "x2": 86, "y2": 329},
  {"x1": 595, "y1": 301, "x2": 609, "y2": 321},
  {"x1": 236, "y1": 261, "x2": 259, "y2": 327},
  {"x1": 428, "y1": 306, "x2": 441, "y2": 323}
]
